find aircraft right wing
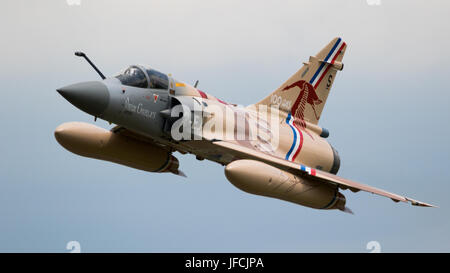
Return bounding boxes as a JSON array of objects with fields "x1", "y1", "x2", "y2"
[{"x1": 213, "y1": 140, "x2": 436, "y2": 208}]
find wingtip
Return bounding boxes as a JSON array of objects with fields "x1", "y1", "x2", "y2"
[
  {"x1": 406, "y1": 197, "x2": 437, "y2": 208},
  {"x1": 340, "y1": 206, "x2": 354, "y2": 215},
  {"x1": 176, "y1": 170, "x2": 187, "y2": 178}
]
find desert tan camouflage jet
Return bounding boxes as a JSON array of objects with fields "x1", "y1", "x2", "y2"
[{"x1": 55, "y1": 38, "x2": 435, "y2": 213}]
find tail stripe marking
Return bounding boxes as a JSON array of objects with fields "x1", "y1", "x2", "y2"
[
  {"x1": 313, "y1": 41, "x2": 346, "y2": 89},
  {"x1": 291, "y1": 120, "x2": 303, "y2": 161},
  {"x1": 309, "y1": 38, "x2": 345, "y2": 88},
  {"x1": 285, "y1": 113, "x2": 303, "y2": 161}
]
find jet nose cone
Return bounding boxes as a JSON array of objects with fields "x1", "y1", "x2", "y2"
[{"x1": 57, "y1": 81, "x2": 109, "y2": 116}]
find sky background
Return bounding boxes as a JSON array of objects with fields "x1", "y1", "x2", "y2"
[{"x1": 0, "y1": 0, "x2": 449, "y2": 252}]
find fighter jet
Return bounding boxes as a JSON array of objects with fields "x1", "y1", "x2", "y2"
[{"x1": 55, "y1": 37, "x2": 435, "y2": 213}]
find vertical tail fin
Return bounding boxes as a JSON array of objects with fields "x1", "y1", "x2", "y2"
[{"x1": 255, "y1": 37, "x2": 347, "y2": 125}]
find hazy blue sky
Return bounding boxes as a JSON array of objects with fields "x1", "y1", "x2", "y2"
[{"x1": 1, "y1": 0, "x2": 449, "y2": 252}]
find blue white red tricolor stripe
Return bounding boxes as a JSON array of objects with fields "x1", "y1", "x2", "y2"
[
  {"x1": 285, "y1": 113, "x2": 303, "y2": 161},
  {"x1": 300, "y1": 164, "x2": 316, "y2": 176},
  {"x1": 309, "y1": 38, "x2": 346, "y2": 89}
]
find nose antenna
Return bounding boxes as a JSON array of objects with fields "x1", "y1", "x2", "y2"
[{"x1": 74, "y1": 51, "x2": 106, "y2": 80}]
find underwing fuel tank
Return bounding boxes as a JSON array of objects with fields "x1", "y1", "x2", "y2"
[
  {"x1": 54, "y1": 122, "x2": 181, "y2": 175},
  {"x1": 225, "y1": 160, "x2": 346, "y2": 211}
]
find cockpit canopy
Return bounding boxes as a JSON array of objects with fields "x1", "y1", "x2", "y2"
[{"x1": 115, "y1": 65, "x2": 169, "y2": 90}]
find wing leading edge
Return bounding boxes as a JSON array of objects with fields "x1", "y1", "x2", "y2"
[{"x1": 213, "y1": 141, "x2": 436, "y2": 208}]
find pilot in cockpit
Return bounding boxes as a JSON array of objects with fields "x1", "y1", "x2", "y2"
[{"x1": 116, "y1": 65, "x2": 168, "y2": 90}]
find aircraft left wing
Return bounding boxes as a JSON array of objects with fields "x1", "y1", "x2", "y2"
[{"x1": 213, "y1": 140, "x2": 436, "y2": 208}]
